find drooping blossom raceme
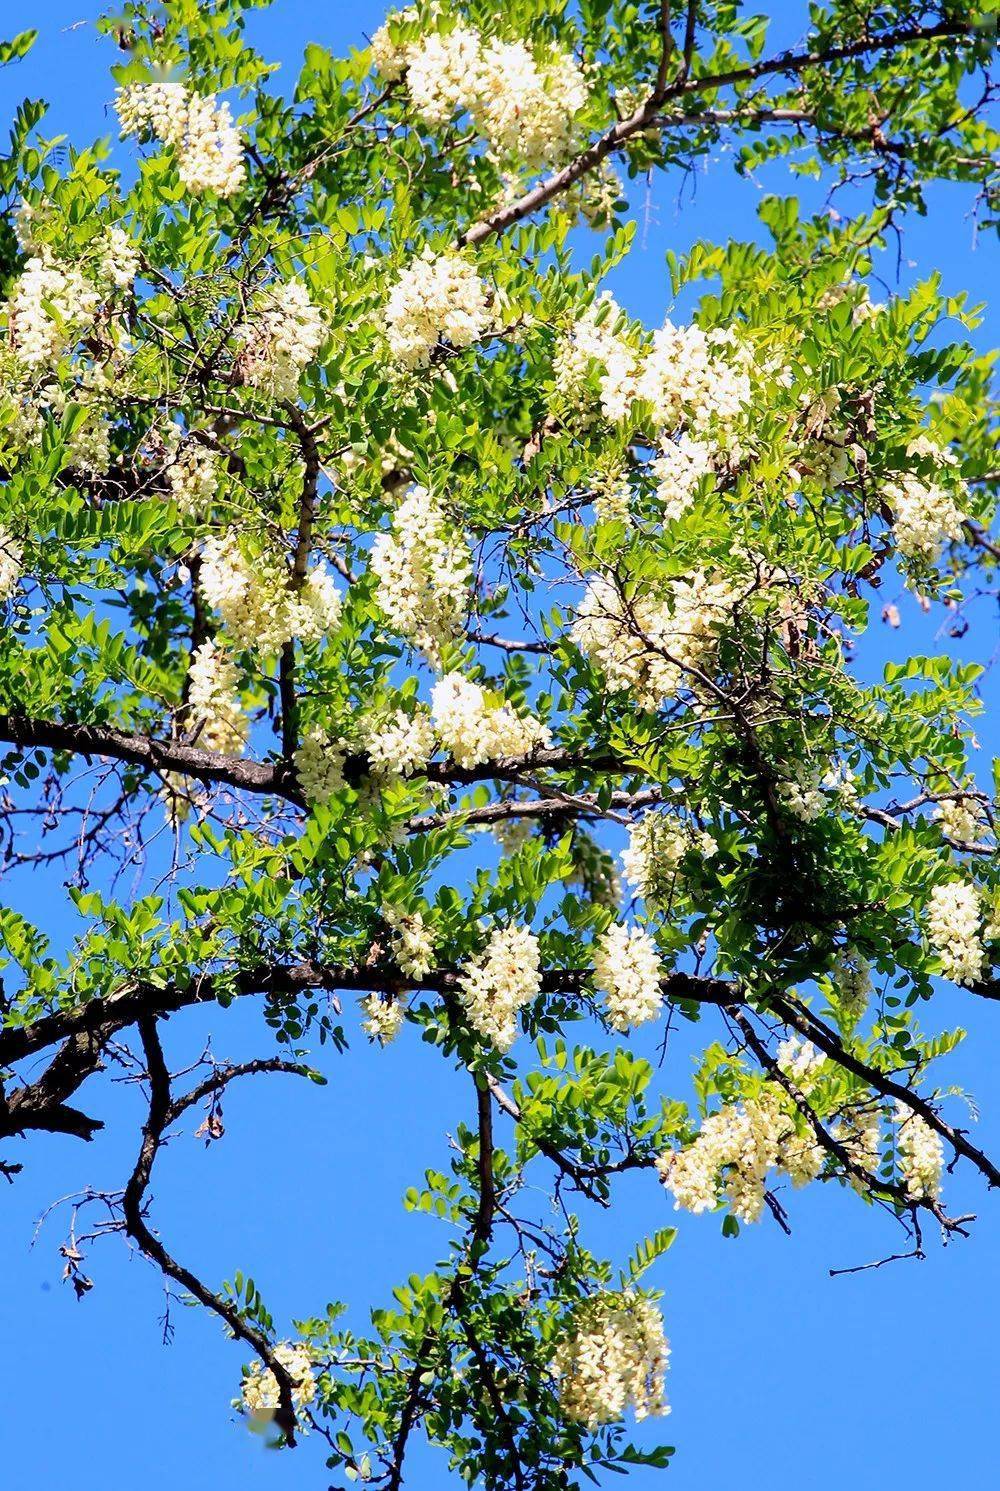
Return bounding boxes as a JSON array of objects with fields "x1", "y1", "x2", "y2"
[
  {"x1": 294, "y1": 728, "x2": 347, "y2": 807},
  {"x1": 471, "y1": 37, "x2": 588, "y2": 168},
  {"x1": 658, "y1": 1087, "x2": 824, "y2": 1223},
  {"x1": 636, "y1": 321, "x2": 751, "y2": 439},
  {"x1": 385, "y1": 249, "x2": 493, "y2": 369},
  {"x1": 572, "y1": 571, "x2": 738, "y2": 711},
  {"x1": 621, "y1": 811, "x2": 712, "y2": 909},
  {"x1": 775, "y1": 763, "x2": 826, "y2": 823},
  {"x1": 362, "y1": 707, "x2": 435, "y2": 780},
  {"x1": 456, "y1": 923, "x2": 541, "y2": 1050},
  {"x1": 553, "y1": 1292, "x2": 669, "y2": 1429},
  {"x1": 651, "y1": 434, "x2": 714, "y2": 522},
  {"x1": 567, "y1": 829, "x2": 623, "y2": 908},
  {"x1": 98, "y1": 226, "x2": 141, "y2": 292},
  {"x1": 926, "y1": 880, "x2": 986, "y2": 985},
  {"x1": 592, "y1": 922, "x2": 664, "y2": 1032},
  {"x1": 370, "y1": 486, "x2": 471, "y2": 663},
  {"x1": 186, "y1": 641, "x2": 248, "y2": 756},
  {"x1": 0, "y1": 527, "x2": 23, "y2": 601},
  {"x1": 491, "y1": 815, "x2": 534, "y2": 856},
  {"x1": 200, "y1": 533, "x2": 341, "y2": 654},
  {"x1": 383, "y1": 904, "x2": 436, "y2": 978},
  {"x1": 166, "y1": 442, "x2": 219, "y2": 516},
  {"x1": 559, "y1": 158, "x2": 623, "y2": 228},
  {"x1": 552, "y1": 293, "x2": 637, "y2": 422},
  {"x1": 776, "y1": 1035, "x2": 825, "y2": 1092},
  {"x1": 886, "y1": 470, "x2": 965, "y2": 563},
  {"x1": 934, "y1": 795, "x2": 986, "y2": 846},
  {"x1": 240, "y1": 1341, "x2": 316, "y2": 1423},
  {"x1": 361, "y1": 993, "x2": 406, "y2": 1045},
  {"x1": 393, "y1": 20, "x2": 589, "y2": 170},
  {"x1": 368, "y1": 7, "x2": 418, "y2": 81},
  {"x1": 592, "y1": 471, "x2": 632, "y2": 525},
  {"x1": 236, "y1": 280, "x2": 326, "y2": 400},
  {"x1": 398, "y1": 21, "x2": 483, "y2": 126},
  {"x1": 116, "y1": 83, "x2": 245, "y2": 197},
  {"x1": 431, "y1": 673, "x2": 550, "y2": 767},
  {"x1": 836, "y1": 1103, "x2": 882, "y2": 1189},
  {"x1": 894, "y1": 1101, "x2": 944, "y2": 1199},
  {"x1": 7, "y1": 253, "x2": 99, "y2": 368}
]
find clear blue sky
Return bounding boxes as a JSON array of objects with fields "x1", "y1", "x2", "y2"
[{"x1": 1, "y1": 4, "x2": 998, "y2": 1489}]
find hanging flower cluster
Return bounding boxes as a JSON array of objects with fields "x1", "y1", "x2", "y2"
[
  {"x1": 894, "y1": 1102, "x2": 944, "y2": 1199},
  {"x1": 651, "y1": 434, "x2": 715, "y2": 522},
  {"x1": 200, "y1": 533, "x2": 341, "y2": 654},
  {"x1": 385, "y1": 249, "x2": 493, "y2": 369},
  {"x1": 934, "y1": 795, "x2": 986, "y2": 846},
  {"x1": 832, "y1": 946, "x2": 872, "y2": 1029},
  {"x1": 7, "y1": 253, "x2": 100, "y2": 369},
  {"x1": 926, "y1": 880, "x2": 986, "y2": 985},
  {"x1": 658, "y1": 1082, "x2": 826, "y2": 1223},
  {"x1": 166, "y1": 441, "x2": 220, "y2": 516},
  {"x1": 362, "y1": 707, "x2": 436, "y2": 780},
  {"x1": 592, "y1": 923, "x2": 664, "y2": 1031},
  {"x1": 373, "y1": 15, "x2": 589, "y2": 170},
  {"x1": 431, "y1": 673, "x2": 550, "y2": 767},
  {"x1": 456, "y1": 923, "x2": 542, "y2": 1050},
  {"x1": 294, "y1": 728, "x2": 347, "y2": 806},
  {"x1": 620, "y1": 811, "x2": 712, "y2": 909},
  {"x1": 572, "y1": 571, "x2": 738, "y2": 710},
  {"x1": 553, "y1": 1292, "x2": 669, "y2": 1429},
  {"x1": 361, "y1": 993, "x2": 406, "y2": 1045},
  {"x1": 383, "y1": 904, "x2": 436, "y2": 978},
  {"x1": 370, "y1": 485, "x2": 472, "y2": 662},
  {"x1": 0, "y1": 528, "x2": 23, "y2": 602},
  {"x1": 235, "y1": 280, "x2": 326, "y2": 400},
  {"x1": 186, "y1": 640, "x2": 248, "y2": 756},
  {"x1": 116, "y1": 83, "x2": 245, "y2": 196},
  {"x1": 240, "y1": 1341, "x2": 316, "y2": 1422}
]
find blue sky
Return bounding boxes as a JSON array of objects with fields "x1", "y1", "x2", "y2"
[{"x1": 1, "y1": 4, "x2": 998, "y2": 1489}]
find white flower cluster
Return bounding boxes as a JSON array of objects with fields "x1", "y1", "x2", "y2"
[
  {"x1": 640, "y1": 322, "x2": 752, "y2": 438},
  {"x1": 887, "y1": 471, "x2": 965, "y2": 563},
  {"x1": 0, "y1": 527, "x2": 23, "y2": 601},
  {"x1": 369, "y1": 7, "x2": 418, "y2": 80},
  {"x1": 651, "y1": 434, "x2": 714, "y2": 522},
  {"x1": 361, "y1": 993, "x2": 406, "y2": 1045},
  {"x1": 894, "y1": 1102, "x2": 943, "y2": 1199},
  {"x1": 553, "y1": 1292, "x2": 669, "y2": 1430},
  {"x1": 621, "y1": 811, "x2": 712, "y2": 909},
  {"x1": 383, "y1": 19, "x2": 588, "y2": 170},
  {"x1": 167, "y1": 442, "x2": 219, "y2": 516},
  {"x1": 383, "y1": 904, "x2": 436, "y2": 978},
  {"x1": 431, "y1": 673, "x2": 550, "y2": 767},
  {"x1": 552, "y1": 293, "x2": 635, "y2": 422},
  {"x1": 775, "y1": 763, "x2": 826, "y2": 823},
  {"x1": 8, "y1": 253, "x2": 99, "y2": 368},
  {"x1": 98, "y1": 226, "x2": 141, "y2": 292},
  {"x1": 836, "y1": 1104, "x2": 882, "y2": 1186},
  {"x1": 592, "y1": 471, "x2": 632, "y2": 525},
  {"x1": 658, "y1": 1088, "x2": 824, "y2": 1222},
  {"x1": 186, "y1": 641, "x2": 247, "y2": 755},
  {"x1": 116, "y1": 83, "x2": 245, "y2": 197},
  {"x1": 240, "y1": 1341, "x2": 316, "y2": 1422},
  {"x1": 362, "y1": 707, "x2": 435, "y2": 779},
  {"x1": 776, "y1": 1035, "x2": 825, "y2": 1091},
  {"x1": 236, "y1": 280, "x2": 325, "y2": 400},
  {"x1": 294, "y1": 728, "x2": 346, "y2": 806},
  {"x1": 592, "y1": 922, "x2": 664, "y2": 1032},
  {"x1": 385, "y1": 249, "x2": 493, "y2": 369},
  {"x1": 553, "y1": 299, "x2": 750, "y2": 442},
  {"x1": 934, "y1": 795, "x2": 985, "y2": 846},
  {"x1": 456, "y1": 923, "x2": 541, "y2": 1050},
  {"x1": 926, "y1": 880, "x2": 986, "y2": 985},
  {"x1": 370, "y1": 485, "x2": 471, "y2": 662},
  {"x1": 572, "y1": 571, "x2": 737, "y2": 711},
  {"x1": 200, "y1": 533, "x2": 341, "y2": 654}
]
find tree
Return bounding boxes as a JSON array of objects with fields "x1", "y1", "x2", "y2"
[{"x1": 0, "y1": 0, "x2": 997, "y2": 1483}]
